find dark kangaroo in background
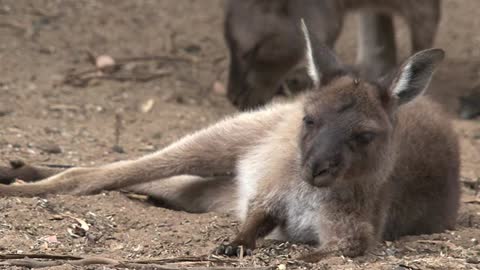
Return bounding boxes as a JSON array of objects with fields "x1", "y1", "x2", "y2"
[
  {"x1": 225, "y1": 0, "x2": 441, "y2": 110},
  {"x1": 0, "y1": 21, "x2": 458, "y2": 262}
]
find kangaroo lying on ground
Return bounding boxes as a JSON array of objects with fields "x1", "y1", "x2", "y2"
[
  {"x1": 225, "y1": 0, "x2": 441, "y2": 110},
  {"x1": 0, "y1": 21, "x2": 459, "y2": 261}
]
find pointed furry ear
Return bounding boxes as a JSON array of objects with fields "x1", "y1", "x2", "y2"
[
  {"x1": 300, "y1": 18, "x2": 344, "y2": 87},
  {"x1": 300, "y1": 18, "x2": 320, "y2": 87},
  {"x1": 390, "y1": 48, "x2": 445, "y2": 105}
]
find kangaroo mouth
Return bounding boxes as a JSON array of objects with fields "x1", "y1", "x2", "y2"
[
  {"x1": 311, "y1": 173, "x2": 335, "y2": 187},
  {"x1": 302, "y1": 168, "x2": 336, "y2": 188}
]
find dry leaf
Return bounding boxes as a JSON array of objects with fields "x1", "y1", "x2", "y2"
[
  {"x1": 65, "y1": 215, "x2": 90, "y2": 238},
  {"x1": 140, "y1": 98, "x2": 155, "y2": 113},
  {"x1": 40, "y1": 235, "x2": 59, "y2": 244},
  {"x1": 12, "y1": 179, "x2": 27, "y2": 185},
  {"x1": 67, "y1": 227, "x2": 82, "y2": 238},
  {"x1": 212, "y1": 81, "x2": 226, "y2": 96},
  {"x1": 96, "y1": 54, "x2": 116, "y2": 70},
  {"x1": 64, "y1": 215, "x2": 89, "y2": 231},
  {"x1": 110, "y1": 242, "x2": 125, "y2": 251}
]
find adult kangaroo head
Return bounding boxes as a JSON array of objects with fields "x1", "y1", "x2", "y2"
[
  {"x1": 224, "y1": 0, "x2": 307, "y2": 110},
  {"x1": 298, "y1": 20, "x2": 445, "y2": 188}
]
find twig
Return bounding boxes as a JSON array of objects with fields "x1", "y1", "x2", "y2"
[
  {"x1": 112, "y1": 111, "x2": 124, "y2": 153},
  {"x1": 64, "y1": 70, "x2": 172, "y2": 87},
  {"x1": 0, "y1": 259, "x2": 273, "y2": 270},
  {"x1": 130, "y1": 255, "x2": 238, "y2": 264},
  {"x1": 0, "y1": 253, "x2": 83, "y2": 260},
  {"x1": 0, "y1": 22, "x2": 27, "y2": 34},
  {"x1": 0, "y1": 253, "x2": 238, "y2": 265},
  {"x1": 115, "y1": 55, "x2": 196, "y2": 64},
  {"x1": 100, "y1": 71, "x2": 173, "y2": 82},
  {"x1": 63, "y1": 51, "x2": 196, "y2": 87},
  {"x1": 38, "y1": 163, "x2": 75, "y2": 169},
  {"x1": 397, "y1": 264, "x2": 420, "y2": 270},
  {"x1": 0, "y1": 257, "x2": 273, "y2": 270},
  {"x1": 416, "y1": 240, "x2": 461, "y2": 251},
  {"x1": 465, "y1": 199, "x2": 480, "y2": 204},
  {"x1": 64, "y1": 54, "x2": 193, "y2": 85}
]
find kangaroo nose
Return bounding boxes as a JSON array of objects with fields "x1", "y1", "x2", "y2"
[{"x1": 312, "y1": 158, "x2": 341, "y2": 178}]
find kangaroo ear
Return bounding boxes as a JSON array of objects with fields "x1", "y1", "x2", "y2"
[
  {"x1": 300, "y1": 19, "x2": 320, "y2": 87},
  {"x1": 390, "y1": 48, "x2": 445, "y2": 105},
  {"x1": 300, "y1": 19, "x2": 344, "y2": 87}
]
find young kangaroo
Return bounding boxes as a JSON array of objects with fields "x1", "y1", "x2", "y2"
[
  {"x1": 0, "y1": 21, "x2": 458, "y2": 261},
  {"x1": 225, "y1": 0, "x2": 441, "y2": 110}
]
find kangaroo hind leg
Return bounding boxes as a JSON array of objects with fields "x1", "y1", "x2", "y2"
[{"x1": 0, "y1": 108, "x2": 281, "y2": 197}]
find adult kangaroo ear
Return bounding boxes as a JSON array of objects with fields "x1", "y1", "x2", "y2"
[
  {"x1": 300, "y1": 19, "x2": 344, "y2": 87},
  {"x1": 390, "y1": 48, "x2": 445, "y2": 105}
]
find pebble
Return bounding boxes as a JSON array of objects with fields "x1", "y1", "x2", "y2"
[
  {"x1": 39, "y1": 142, "x2": 62, "y2": 154},
  {"x1": 466, "y1": 257, "x2": 480, "y2": 264},
  {"x1": 112, "y1": 145, "x2": 125, "y2": 153}
]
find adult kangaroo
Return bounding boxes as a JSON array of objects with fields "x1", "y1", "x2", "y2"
[{"x1": 225, "y1": 0, "x2": 441, "y2": 110}]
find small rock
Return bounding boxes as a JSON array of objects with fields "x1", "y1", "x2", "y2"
[
  {"x1": 96, "y1": 54, "x2": 116, "y2": 71},
  {"x1": 0, "y1": 109, "x2": 13, "y2": 117},
  {"x1": 48, "y1": 214, "x2": 64, "y2": 220},
  {"x1": 184, "y1": 44, "x2": 201, "y2": 54},
  {"x1": 9, "y1": 159, "x2": 25, "y2": 169},
  {"x1": 44, "y1": 127, "x2": 61, "y2": 134},
  {"x1": 152, "y1": 132, "x2": 163, "y2": 140},
  {"x1": 112, "y1": 145, "x2": 125, "y2": 153},
  {"x1": 212, "y1": 81, "x2": 226, "y2": 96},
  {"x1": 175, "y1": 95, "x2": 185, "y2": 104},
  {"x1": 459, "y1": 90, "x2": 480, "y2": 119},
  {"x1": 39, "y1": 143, "x2": 62, "y2": 154},
  {"x1": 27, "y1": 83, "x2": 37, "y2": 91},
  {"x1": 466, "y1": 257, "x2": 480, "y2": 264},
  {"x1": 38, "y1": 46, "x2": 56, "y2": 54}
]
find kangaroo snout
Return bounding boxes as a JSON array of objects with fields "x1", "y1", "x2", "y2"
[{"x1": 309, "y1": 154, "x2": 342, "y2": 187}]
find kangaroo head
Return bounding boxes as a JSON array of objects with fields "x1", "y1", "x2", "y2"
[
  {"x1": 298, "y1": 19, "x2": 445, "y2": 188},
  {"x1": 224, "y1": 0, "x2": 305, "y2": 110}
]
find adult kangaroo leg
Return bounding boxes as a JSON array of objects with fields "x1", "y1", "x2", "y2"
[
  {"x1": 408, "y1": 2, "x2": 440, "y2": 53},
  {"x1": 0, "y1": 107, "x2": 287, "y2": 197},
  {"x1": 356, "y1": 12, "x2": 397, "y2": 79}
]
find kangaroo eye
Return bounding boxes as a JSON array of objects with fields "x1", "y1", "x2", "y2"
[
  {"x1": 354, "y1": 132, "x2": 376, "y2": 145},
  {"x1": 303, "y1": 116, "x2": 315, "y2": 126}
]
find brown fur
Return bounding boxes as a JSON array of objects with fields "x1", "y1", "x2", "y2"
[
  {"x1": 0, "y1": 42, "x2": 459, "y2": 261},
  {"x1": 225, "y1": 0, "x2": 441, "y2": 109}
]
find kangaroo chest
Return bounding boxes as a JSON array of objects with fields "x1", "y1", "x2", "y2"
[{"x1": 236, "y1": 145, "x2": 332, "y2": 245}]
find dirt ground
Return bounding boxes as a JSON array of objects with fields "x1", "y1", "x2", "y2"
[{"x1": 0, "y1": 1, "x2": 479, "y2": 269}]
